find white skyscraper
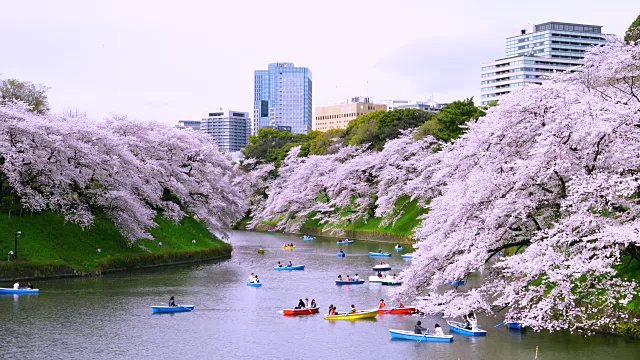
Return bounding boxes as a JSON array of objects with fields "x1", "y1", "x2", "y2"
[{"x1": 201, "y1": 109, "x2": 251, "y2": 152}]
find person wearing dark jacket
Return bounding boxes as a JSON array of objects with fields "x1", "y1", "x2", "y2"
[
  {"x1": 168, "y1": 296, "x2": 176, "y2": 307},
  {"x1": 415, "y1": 320, "x2": 428, "y2": 334},
  {"x1": 297, "y1": 299, "x2": 306, "y2": 309}
]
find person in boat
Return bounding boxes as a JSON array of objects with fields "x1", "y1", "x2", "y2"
[
  {"x1": 254, "y1": 275, "x2": 260, "y2": 283},
  {"x1": 349, "y1": 304, "x2": 357, "y2": 314},
  {"x1": 27, "y1": 282, "x2": 33, "y2": 290},
  {"x1": 377, "y1": 271, "x2": 383, "y2": 278},
  {"x1": 345, "y1": 275, "x2": 351, "y2": 282},
  {"x1": 259, "y1": 245, "x2": 263, "y2": 250},
  {"x1": 378, "y1": 249, "x2": 383, "y2": 253},
  {"x1": 379, "y1": 299, "x2": 386, "y2": 309},
  {"x1": 464, "y1": 312, "x2": 478, "y2": 331},
  {"x1": 415, "y1": 320, "x2": 428, "y2": 334},
  {"x1": 328, "y1": 305, "x2": 336, "y2": 315},
  {"x1": 277, "y1": 261, "x2": 283, "y2": 268},
  {"x1": 339, "y1": 249, "x2": 344, "y2": 255},
  {"x1": 396, "y1": 243, "x2": 401, "y2": 248},
  {"x1": 353, "y1": 273, "x2": 359, "y2": 281},
  {"x1": 249, "y1": 273, "x2": 256, "y2": 282},
  {"x1": 378, "y1": 260, "x2": 385, "y2": 265},
  {"x1": 168, "y1": 296, "x2": 176, "y2": 307},
  {"x1": 287, "y1": 260, "x2": 293, "y2": 267},
  {"x1": 434, "y1": 323, "x2": 444, "y2": 336},
  {"x1": 311, "y1": 299, "x2": 317, "y2": 308},
  {"x1": 397, "y1": 300, "x2": 405, "y2": 308},
  {"x1": 13, "y1": 282, "x2": 20, "y2": 289},
  {"x1": 297, "y1": 298, "x2": 306, "y2": 309},
  {"x1": 337, "y1": 275, "x2": 342, "y2": 281}
]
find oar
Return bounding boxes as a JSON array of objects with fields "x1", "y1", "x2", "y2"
[
  {"x1": 495, "y1": 321, "x2": 505, "y2": 328},
  {"x1": 176, "y1": 303, "x2": 193, "y2": 311}
]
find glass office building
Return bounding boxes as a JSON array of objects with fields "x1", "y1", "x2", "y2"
[
  {"x1": 253, "y1": 62, "x2": 312, "y2": 135},
  {"x1": 480, "y1": 22, "x2": 609, "y2": 105}
]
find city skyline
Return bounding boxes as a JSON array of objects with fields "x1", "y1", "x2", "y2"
[{"x1": 0, "y1": 0, "x2": 636, "y2": 125}]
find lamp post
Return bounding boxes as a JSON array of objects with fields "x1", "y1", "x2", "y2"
[{"x1": 14, "y1": 231, "x2": 21, "y2": 260}]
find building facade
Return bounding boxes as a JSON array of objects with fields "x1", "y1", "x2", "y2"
[
  {"x1": 176, "y1": 120, "x2": 201, "y2": 131},
  {"x1": 481, "y1": 21, "x2": 608, "y2": 105},
  {"x1": 201, "y1": 109, "x2": 251, "y2": 152},
  {"x1": 315, "y1": 96, "x2": 386, "y2": 132},
  {"x1": 377, "y1": 99, "x2": 411, "y2": 111},
  {"x1": 396, "y1": 101, "x2": 448, "y2": 113},
  {"x1": 253, "y1": 62, "x2": 312, "y2": 135}
]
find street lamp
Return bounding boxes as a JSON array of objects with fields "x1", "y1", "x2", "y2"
[{"x1": 14, "y1": 231, "x2": 21, "y2": 260}]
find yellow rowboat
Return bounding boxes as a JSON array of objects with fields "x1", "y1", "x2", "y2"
[
  {"x1": 324, "y1": 309, "x2": 378, "y2": 320},
  {"x1": 282, "y1": 246, "x2": 295, "y2": 250}
]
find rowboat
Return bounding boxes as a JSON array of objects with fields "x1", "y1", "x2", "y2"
[
  {"x1": 378, "y1": 306, "x2": 417, "y2": 315},
  {"x1": 336, "y1": 239, "x2": 354, "y2": 244},
  {"x1": 267, "y1": 228, "x2": 276, "y2": 232},
  {"x1": 389, "y1": 329, "x2": 453, "y2": 342},
  {"x1": 506, "y1": 322, "x2": 524, "y2": 330},
  {"x1": 282, "y1": 246, "x2": 295, "y2": 250},
  {"x1": 283, "y1": 306, "x2": 320, "y2": 316},
  {"x1": 372, "y1": 264, "x2": 391, "y2": 271},
  {"x1": 302, "y1": 236, "x2": 315, "y2": 241},
  {"x1": 445, "y1": 280, "x2": 465, "y2": 286},
  {"x1": 151, "y1": 305, "x2": 195, "y2": 313},
  {"x1": 247, "y1": 282, "x2": 263, "y2": 287},
  {"x1": 447, "y1": 320, "x2": 487, "y2": 336},
  {"x1": 258, "y1": 249, "x2": 265, "y2": 254},
  {"x1": 324, "y1": 308, "x2": 378, "y2": 320},
  {"x1": 370, "y1": 252, "x2": 392, "y2": 257},
  {"x1": 0, "y1": 288, "x2": 39, "y2": 294},
  {"x1": 337, "y1": 252, "x2": 346, "y2": 257},
  {"x1": 368, "y1": 275, "x2": 393, "y2": 283},
  {"x1": 382, "y1": 280, "x2": 402, "y2": 286},
  {"x1": 401, "y1": 254, "x2": 413, "y2": 259},
  {"x1": 335, "y1": 280, "x2": 365, "y2": 285},
  {"x1": 274, "y1": 265, "x2": 305, "y2": 271}
]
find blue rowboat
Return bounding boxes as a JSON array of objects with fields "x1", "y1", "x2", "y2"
[
  {"x1": 506, "y1": 322, "x2": 523, "y2": 330},
  {"x1": 369, "y1": 252, "x2": 392, "y2": 257},
  {"x1": 0, "y1": 288, "x2": 39, "y2": 294},
  {"x1": 447, "y1": 321, "x2": 487, "y2": 336},
  {"x1": 335, "y1": 280, "x2": 365, "y2": 285},
  {"x1": 151, "y1": 305, "x2": 195, "y2": 314},
  {"x1": 302, "y1": 236, "x2": 315, "y2": 241},
  {"x1": 445, "y1": 280, "x2": 465, "y2": 286},
  {"x1": 336, "y1": 239, "x2": 354, "y2": 244},
  {"x1": 274, "y1": 265, "x2": 305, "y2": 271},
  {"x1": 267, "y1": 229, "x2": 276, "y2": 232},
  {"x1": 247, "y1": 282, "x2": 263, "y2": 287},
  {"x1": 337, "y1": 252, "x2": 346, "y2": 257},
  {"x1": 401, "y1": 254, "x2": 413, "y2": 259},
  {"x1": 389, "y1": 329, "x2": 453, "y2": 342},
  {"x1": 381, "y1": 281, "x2": 402, "y2": 286}
]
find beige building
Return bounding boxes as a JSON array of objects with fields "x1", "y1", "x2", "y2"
[{"x1": 315, "y1": 96, "x2": 386, "y2": 132}]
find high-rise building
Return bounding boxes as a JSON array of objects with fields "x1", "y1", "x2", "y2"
[
  {"x1": 480, "y1": 21, "x2": 609, "y2": 105},
  {"x1": 176, "y1": 120, "x2": 201, "y2": 131},
  {"x1": 253, "y1": 62, "x2": 312, "y2": 135},
  {"x1": 315, "y1": 96, "x2": 386, "y2": 132},
  {"x1": 201, "y1": 109, "x2": 251, "y2": 152}
]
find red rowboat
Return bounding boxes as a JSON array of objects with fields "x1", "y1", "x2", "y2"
[
  {"x1": 283, "y1": 306, "x2": 320, "y2": 316},
  {"x1": 377, "y1": 306, "x2": 417, "y2": 315}
]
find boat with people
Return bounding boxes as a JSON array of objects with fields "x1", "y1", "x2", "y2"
[
  {"x1": 389, "y1": 329, "x2": 453, "y2": 342},
  {"x1": 382, "y1": 280, "x2": 402, "y2": 286},
  {"x1": 274, "y1": 265, "x2": 305, "y2": 271},
  {"x1": 394, "y1": 244, "x2": 403, "y2": 251},
  {"x1": 267, "y1": 228, "x2": 276, "y2": 232},
  {"x1": 335, "y1": 280, "x2": 365, "y2": 285},
  {"x1": 324, "y1": 308, "x2": 378, "y2": 320},
  {"x1": 302, "y1": 235, "x2": 315, "y2": 241},
  {"x1": 247, "y1": 282, "x2": 263, "y2": 287},
  {"x1": 372, "y1": 264, "x2": 391, "y2": 271},
  {"x1": 445, "y1": 280, "x2": 465, "y2": 286},
  {"x1": 369, "y1": 251, "x2": 392, "y2": 257},
  {"x1": 368, "y1": 275, "x2": 393, "y2": 283},
  {"x1": 151, "y1": 305, "x2": 195, "y2": 313},
  {"x1": 336, "y1": 239, "x2": 354, "y2": 244},
  {"x1": 0, "y1": 287, "x2": 40, "y2": 295},
  {"x1": 506, "y1": 322, "x2": 524, "y2": 330},
  {"x1": 282, "y1": 245, "x2": 295, "y2": 250},
  {"x1": 447, "y1": 320, "x2": 487, "y2": 336},
  {"x1": 337, "y1": 251, "x2": 346, "y2": 257},
  {"x1": 378, "y1": 306, "x2": 417, "y2": 315},
  {"x1": 283, "y1": 307, "x2": 320, "y2": 316},
  {"x1": 401, "y1": 254, "x2": 413, "y2": 259}
]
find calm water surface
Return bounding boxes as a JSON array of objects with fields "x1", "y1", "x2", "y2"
[{"x1": 1, "y1": 231, "x2": 637, "y2": 359}]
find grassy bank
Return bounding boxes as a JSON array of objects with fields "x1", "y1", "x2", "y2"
[{"x1": 0, "y1": 211, "x2": 231, "y2": 280}]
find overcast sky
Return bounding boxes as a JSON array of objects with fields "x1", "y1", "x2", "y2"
[{"x1": 0, "y1": 0, "x2": 637, "y2": 125}]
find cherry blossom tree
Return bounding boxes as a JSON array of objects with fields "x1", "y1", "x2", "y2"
[
  {"x1": 0, "y1": 103, "x2": 244, "y2": 241},
  {"x1": 393, "y1": 38, "x2": 640, "y2": 333}
]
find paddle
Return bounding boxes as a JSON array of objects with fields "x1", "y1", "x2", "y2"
[
  {"x1": 176, "y1": 303, "x2": 193, "y2": 311},
  {"x1": 495, "y1": 321, "x2": 505, "y2": 328}
]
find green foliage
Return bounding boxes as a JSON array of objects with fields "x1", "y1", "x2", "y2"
[
  {"x1": 344, "y1": 109, "x2": 434, "y2": 149},
  {"x1": 625, "y1": 14, "x2": 640, "y2": 43},
  {"x1": 0, "y1": 78, "x2": 50, "y2": 115},
  {"x1": 242, "y1": 128, "x2": 307, "y2": 164},
  {"x1": 0, "y1": 211, "x2": 227, "y2": 271},
  {"x1": 415, "y1": 98, "x2": 486, "y2": 142}
]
